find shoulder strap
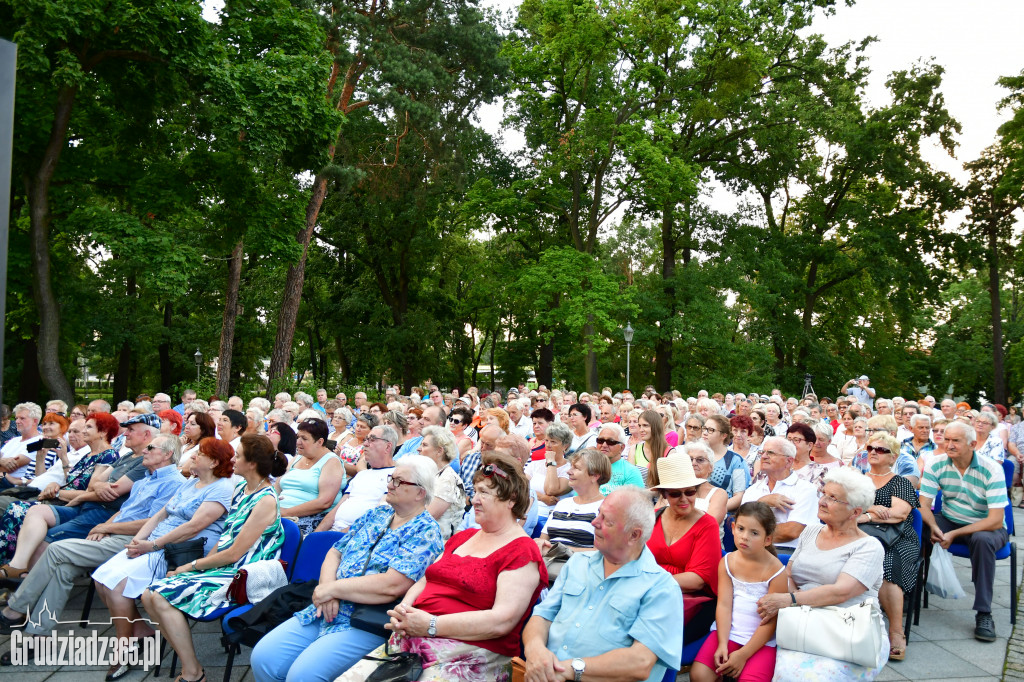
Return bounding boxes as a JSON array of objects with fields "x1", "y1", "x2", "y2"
[{"x1": 358, "y1": 512, "x2": 394, "y2": 575}]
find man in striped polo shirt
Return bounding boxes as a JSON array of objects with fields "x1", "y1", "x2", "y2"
[{"x1": 919, "y1": 420, "x2": 1009, "y2": 642}]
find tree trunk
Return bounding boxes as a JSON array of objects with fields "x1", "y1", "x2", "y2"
[
  {"x1": 17, "y1": 333, "x2": 42, "y2": 402},
  {"x1": 655, "y1": 202, "x2": 676, "y2": 392},
  {"x1": 584, "y1": 318, "x2": 598, "y2": 392},
  {"x1": 988, "y1": 216, "x2": 1006, "y2": 404},
  {"x1": 112, "y1": 274, "x2": 136, "y2": 405},
  {"x1": 159, "y1": 302, "x2": 173, "y2": 392},
  {"x1": 333, "y1": 335, "x2": 351, "y2": 382},
  {"x1": 490, "y1": 327, "x2": 497, "y2": 391},
  {"x1": 266, "y1": 177, "x2": 328, "y2": 394},
  {"x1": 537, "y1": 334, "x2": 554, "y2": 389},
  {"x1": 26, "y1": 84, "x2": 78, "y2": 406},
  {"x1": 217, "y1": 239, "x2": 244, "y2": 398}
]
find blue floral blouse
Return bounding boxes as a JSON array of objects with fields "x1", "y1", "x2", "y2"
[{"x1": 294, "y1": 504, "x2": 444, "y2": 638}]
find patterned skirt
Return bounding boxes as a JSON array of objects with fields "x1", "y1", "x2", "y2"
[{"x1": 335, "y1": 635, "x2": 512, "y2": 682}]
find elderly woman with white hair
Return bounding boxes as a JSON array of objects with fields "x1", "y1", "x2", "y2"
[
  {"x1": 251, "y1": 454, "x2": 445, "y2": 682},
  {"x1": 757, "y1": 467, "x2": 888, "y2": 681},
  {"x1": 417, "y1": 425, "x2": 466, "y2": 539},
  {"x1": 974, "y1": 411, "x2": 1006, "y2": 463},
  {"x1": 811, "y1": 421, "x2": 843, "y2": 470}
]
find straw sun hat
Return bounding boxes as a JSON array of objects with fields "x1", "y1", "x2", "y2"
[{"x1": 650, "y1": 452, "x2": 705, "y2": 489}]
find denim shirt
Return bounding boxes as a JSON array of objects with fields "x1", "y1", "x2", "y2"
[
  {"x1": 533, "y1": 546, "x2": 683, "y2": 682},
  {"x1": 112, "y1": 465, "x2": 187, "y2": 523}
]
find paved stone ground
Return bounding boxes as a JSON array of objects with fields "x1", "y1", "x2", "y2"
[{"x1": 3, "y1": 508, "x2": 1024, "y2": 681}]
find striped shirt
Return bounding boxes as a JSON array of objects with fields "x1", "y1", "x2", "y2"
[
  {"x1": 545, "y1": 497, "x2": 602, "y2": 548},
  {"x1": 920, "y1": 453, "x2": 1007, "y2": 527}
]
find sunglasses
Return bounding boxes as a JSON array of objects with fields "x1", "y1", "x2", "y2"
[
  {"x1": 481, "y1": 463, "x2": 509, "y2": 480},
  {"x1": 664, "y1": 488, "x2": 698, "y2": 499},
  {"x1": 865, "y1": 445, "x2": 891, "y2": 455},
  {"x1": 595, "y1": 437, "x2": 622, "y2": 446},
  {"x1": 448, "y1": 417, "x2": 464, "y2": 425}
]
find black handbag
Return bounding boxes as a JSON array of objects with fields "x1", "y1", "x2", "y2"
[
  {"x1": 163, "y1": 537, "x2": 207, "y2": 571},
  {"x1": 364, "y1": 643, "x2": 423, "y2": 682},
  {"x1": 861, "y1": 522, "x2": 900, "y2": 548}
]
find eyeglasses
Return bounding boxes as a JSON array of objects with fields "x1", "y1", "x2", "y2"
[
  {"x1": 787, "y1": 437, "x2": 806, "y2": 444},
  {"x1": 690, "y1": 457, "x2": 710, "y2": 465},
  {"x1": 386, "y1": 475, "x2": 421, "y2": 489},
  {"x1": 481, "y1": 463, "x2": 509, "y2": 480},
  {"x1": 364, "y1": 435, "x2": 385, "y2": 444},
  {"x1": 595, "y1": 437, "x2": 622, "y2": 446},
  {"x1": 761, "y1": 450, "x2": 786, "y2": 458},
  {"x1": 821, "y1": 493, "x2": 851, "y2": 507},
  {"x1": 685, "y1": 424, "x2": 701, "y2": 431},
  {"x1": 664, "y1": 488, "x2": 698, "y2": 499},
  {"x1": 865, "y1": 445, "x2": 891, "y2": 455},
  {"x1": 144, "y1": 445, "x2": 165, "y2": 452},
  {"x1": 448, "y1": 417, "x2": 463, "y2": 425},
  {"x1": 701, "y1": 426, "x2": 718, "y2": 434},
  {"x1": 866, "y1": 428, "x2": 886, "y2": 434}
]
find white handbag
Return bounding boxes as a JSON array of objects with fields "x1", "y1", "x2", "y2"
[{"x1": 776, "y1": 597, "x2": 885, "y2": 668}]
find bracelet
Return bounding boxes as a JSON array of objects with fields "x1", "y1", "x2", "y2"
[
  {"x1": 790, "y1": 592, "x2": 797, "y2": 605},
  {"x1": 191, "y1": 559, "x2": 199, "y2": 571}
]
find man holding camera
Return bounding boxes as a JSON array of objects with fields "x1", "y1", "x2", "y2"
[
  {"x1": 842, "y1": 375, "x2": 876, "y2": 410},
  {"x1": 0, "y1": 403, "x2": 43, "y2": 489}
]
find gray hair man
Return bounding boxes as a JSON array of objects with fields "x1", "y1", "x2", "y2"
[
  {"x1": 522, "y1": 486, "x2": 683, "y2": 682},
  {"x1": 739, "y1": 436, "x2": 819, "y2": 551},
  {"x1": 319, "y1": 425, "x2": 399, "y2": 532},
  {"x1": 919, "y1": 420, "x2": 1009, "y2": 642}
]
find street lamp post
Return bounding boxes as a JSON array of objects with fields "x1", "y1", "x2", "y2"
[
  {"x1": 194, "y1": 348, "x2": 203, "y2": 382},
  {"x1": 79, "y1": 357, "x2": 88, "y2": 399},
  {"x1": 623, "y1": 322, "x2": 634, "y2": 391}
]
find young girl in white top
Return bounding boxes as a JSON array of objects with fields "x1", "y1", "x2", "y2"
[{"x1": 691, "y1": 501, "x2": 788, "y2": 682}]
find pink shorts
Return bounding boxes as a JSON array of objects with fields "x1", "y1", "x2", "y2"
[{"x1": 692, "y1": 635, "x2": 776, "y2": 682}]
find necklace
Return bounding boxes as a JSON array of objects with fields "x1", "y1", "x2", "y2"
[
  {"x1": 245, "y1": 477, "x2": 269, "y2": 495},
  {"x1": 867, "y1": 470, "x2": 892, "y2": 477}
]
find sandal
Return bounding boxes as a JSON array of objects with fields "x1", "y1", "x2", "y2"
[
  {"x1": 174, "y1": 669, "x2": 206, "y2": 682},
  {"x1": 0, "y1": 565, "x2": 28, "y2": 580},
  {"x1": 889, "y1": 632, "x2": 907, "y2": 661}
]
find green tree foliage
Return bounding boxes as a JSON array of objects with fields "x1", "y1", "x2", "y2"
[{"x1": 4, "y1": 0, "x2": 1016, "y2": 402}]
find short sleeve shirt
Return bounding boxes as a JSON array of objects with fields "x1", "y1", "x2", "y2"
[
  {"x1": 533, "y1": 547, "x2": 683, "y2": 682},
  {"x1": 920, "y1": 453, "x2": 1008, "y2": 527},
  {"x1": 788, "y1": 524, "x2": 883, "y2": 607}
]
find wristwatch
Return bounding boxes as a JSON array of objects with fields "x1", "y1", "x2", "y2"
[
  {"x1": 427, "y1": 615, "x2": 438, "y2": 637},
  {"x1": 546, "y1": 461, "x2": 557, "y2": 467},
  {"x1": 571, "y1": 657, "x2": 585, "y2": 681}
]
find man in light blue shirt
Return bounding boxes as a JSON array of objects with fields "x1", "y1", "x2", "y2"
[{"x1": 523, "y1": 487, "x2": 682, "y2": 682}]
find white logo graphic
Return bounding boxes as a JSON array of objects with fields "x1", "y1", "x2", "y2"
[{"x1": 8, "y1": 600, "x2": 161, "y2": 670}]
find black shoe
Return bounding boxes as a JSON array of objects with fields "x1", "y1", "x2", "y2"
[
  {"x1": 0, "y1": 610, "x2": 24, "y2": 634},
  {"x1": 975, "y1": 612, "x2": 997, "y2": 641}
]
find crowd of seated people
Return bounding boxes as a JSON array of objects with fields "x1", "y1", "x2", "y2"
[{"x1": 0, "y1": 381, "x2": 1018, "y2": 681}]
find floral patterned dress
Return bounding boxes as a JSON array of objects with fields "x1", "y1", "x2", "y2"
[
  {"x1": 0, "y1": 447, "x2": 119, "y2": 564},
  {"x1": 147, "y1": 481, "x2": 284, "y2": 618}
]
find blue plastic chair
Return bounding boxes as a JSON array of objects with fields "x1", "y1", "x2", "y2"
[
  {"x1": 218, "y1": 530, "x2": 345, "y2": 682},
  {"x1": 531, "y1": 516, "x2": 548, "y2": 539},
  {"x1": 922, "y1": 493, "x2": 1016, "y2": 624},
  {"x1": 157, "y1": 519, "x2": 301, "y2": 678}
]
